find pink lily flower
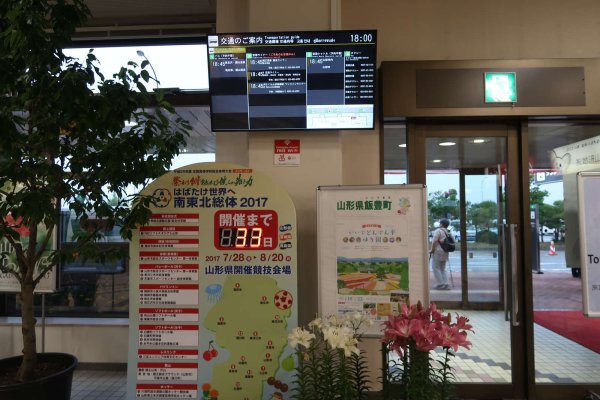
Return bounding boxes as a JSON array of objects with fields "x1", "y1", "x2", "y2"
[{"x1": 440, "y1": 325, "x2": 472, "y2": 352}]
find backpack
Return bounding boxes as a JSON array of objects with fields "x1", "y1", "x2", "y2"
[{"x1": 439, "y1": 229, "x2": 456, "y2": 252}]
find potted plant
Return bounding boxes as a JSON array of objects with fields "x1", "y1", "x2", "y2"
[
  {"x1": 0, "y1": 0, "x2": 190, "y2": 398},
  {"x1": 382, "y1": 301, "x2": 473, "y2": 400},
  {"x1": 288, "y1": 312, "x2": 373, "y2": 399}
]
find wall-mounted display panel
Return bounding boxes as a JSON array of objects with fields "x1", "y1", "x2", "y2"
[{"x1": 208, "y1": 30, "x2": 377, "y2": 131}]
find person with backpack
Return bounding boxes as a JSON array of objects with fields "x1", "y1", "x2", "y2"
[{"x1": 430, "y1": 218, "x2": 454, "y2": 290}]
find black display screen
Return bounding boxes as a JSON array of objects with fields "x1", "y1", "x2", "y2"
[{"x1": 207, "y1": 30, "x2": 377, "y2": 131}]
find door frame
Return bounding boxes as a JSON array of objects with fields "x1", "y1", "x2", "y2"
[
  {"x1": 407, "y1": 120, "x2": 528, "y2": 399},
  {"x1": 519, "y1": 122, "x2": 600, "y2": 400},
  {"x1": 458, "y1": 167, "x2": 506, "y2": 311}
]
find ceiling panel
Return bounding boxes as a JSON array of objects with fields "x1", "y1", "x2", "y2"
[{"x1": 83, "y1": 0, "x2": 216, "y2": 27}]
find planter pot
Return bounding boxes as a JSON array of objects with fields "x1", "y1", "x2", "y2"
[{"x1": 0, "y1": 352, "x2": 77, "y2": 400}]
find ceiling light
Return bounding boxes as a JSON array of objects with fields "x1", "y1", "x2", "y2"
[
  {"x1": 473, "y1": 138, "x2": 486, "y2": 144},
  {"x1": 431, "y1": 159, "x2": 442, "y2": 163},
  {"x1": 439, "y1": 141, "x2": 456, "y2": 147},
  {"x1": 398, "y1": 143, "x2": 407, "y2": 148}
]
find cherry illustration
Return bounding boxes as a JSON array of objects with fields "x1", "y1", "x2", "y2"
[{"x1": 203, "y1": 340, "x2": 219, "y2": 361}]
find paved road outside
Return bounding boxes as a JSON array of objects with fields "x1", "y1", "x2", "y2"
[
  {"x1": 447, "y1": 249, "x2": 569, "y2": 273},
  {"x1": 430, "y1": 249, "x2": 582, "y2": 309}
]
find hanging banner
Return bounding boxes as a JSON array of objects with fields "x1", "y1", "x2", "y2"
[
  {"x1": 127, "y1": 162, "x2": 298, "y2": 400},
  {"x1": 578, "y1": 171, "x2": 600, "y2": 317},
  {"x1": 317, "y1": 185, "x2": 428, "y2": 336}
]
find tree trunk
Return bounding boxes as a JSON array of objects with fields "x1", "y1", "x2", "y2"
[{"x1": 17, "y1": 278, "x2": 37, "y2": 381}]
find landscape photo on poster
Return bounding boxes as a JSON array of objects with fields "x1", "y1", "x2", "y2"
[{"x1": 336, "y1": 256, "x2": 409, "y2": 296}]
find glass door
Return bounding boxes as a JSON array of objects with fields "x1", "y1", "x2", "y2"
[
  {"x1": 528, "y1": 121, "x2": 600, "y2": 399},
  {"x1": 463, "y1": 169, "x2": 504, "y2": 308},
  {"x1": 409, "y1": 122, "x2": 525, "y2": 399}
]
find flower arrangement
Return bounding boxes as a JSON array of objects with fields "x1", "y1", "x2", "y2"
[
  {"x1": 382, "y1": 302, "x2": 473, "y2": 400},
  {"x1": 288, "y1": 312, "x2": 374, "y2": 400}
]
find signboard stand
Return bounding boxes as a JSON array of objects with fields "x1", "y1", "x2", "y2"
[
  {"x1": 577, "y1": 171, "x2": 600, "y2": 317},
  {"x1": 126, "y1": 162, "x2": 298, "y2": 400},
  {"x1": 317, "y1": 184, "x2": 429, "y2": 337}
]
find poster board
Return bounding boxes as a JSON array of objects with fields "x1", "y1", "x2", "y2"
[
  {"x1": 0, "y1": 229, "x2": 57, "y2": 293},
  {"x1": 317, "y1": 184, "x2": 429, "y2": 337},
  {"x1": 577, "y1": 171, "x2": 600, "y2": 317},
  {"x1": 126, "y1": 162, "x2": 298, "y2": 400}
]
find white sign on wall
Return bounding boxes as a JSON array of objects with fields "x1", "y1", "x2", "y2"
[
  {"x1": 578, "y1": 171, "x2": 600, "y2": 317},
  {"x1": 274, "y1": 139, "x2": 300, "y2": 166}
]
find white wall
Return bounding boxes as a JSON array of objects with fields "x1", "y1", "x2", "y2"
[
  {"x1": 342, "y1": 0, "x2": 600, "y2": 62},
  {"x1": 0, "y1": 320, "x2": 128, "y2": 363}
]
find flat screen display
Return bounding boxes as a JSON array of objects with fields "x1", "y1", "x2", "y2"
[{"x1": 207, "y1": 30, "x2": 377, "y2": 131}]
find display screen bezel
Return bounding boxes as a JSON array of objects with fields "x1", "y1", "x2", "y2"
[{"x1": 207, "y1": 29, "x2": 377, "y2": 132}]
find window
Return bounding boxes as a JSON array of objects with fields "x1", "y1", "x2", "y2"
[
  {"x1": 1, "y1": 40, "x2": 214, "y2": 317},
  {"x1": 63, "y1": 42, "x2": 209, "y2": 92}
]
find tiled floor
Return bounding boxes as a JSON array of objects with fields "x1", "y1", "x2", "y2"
[
  {"x1": 72, "y1": 313, "x2": 600, "y2": 399},
  {"x1": 70, "y1": 266, "x2": 600, "y2": 398},
  {"x1": 71, "y1": 369, "x2": 126, "y2": 400},
  {"x1": 450, "y1": 310, "x2": 600, "y2": 384}
]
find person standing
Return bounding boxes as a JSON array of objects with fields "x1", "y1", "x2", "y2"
[{"x1": 430, "y1": 218, "x2": 452, "y2": 290}]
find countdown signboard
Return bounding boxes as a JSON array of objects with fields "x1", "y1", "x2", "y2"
[{"x1": 126, "y1": 163, "x2": 298, "y2": 400}]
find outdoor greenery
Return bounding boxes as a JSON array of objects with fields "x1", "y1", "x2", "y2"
[
  {"x1": 427, "y1": 189, "x2": 459, "y2": 227},
  {"x1": 0, "y1": 0, "x2": 190, "y2": 382},
  {"x1": 428, "y1": 177, "x2": 565, "y2": 243},
  {"x1": 467, "y1": 200, "x2": 497, "y2": 238},
  {"x1": 530, "y1": 182, "x2": 564, "y2": 242}
]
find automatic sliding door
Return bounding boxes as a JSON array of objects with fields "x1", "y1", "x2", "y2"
[{"x1": 413, "y1": 124, "x2": 523, "y2": 399}]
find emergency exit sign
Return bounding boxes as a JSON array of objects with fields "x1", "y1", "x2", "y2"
[{"x1": 484, "y1": 72, "x2": 517, "y2": 103}]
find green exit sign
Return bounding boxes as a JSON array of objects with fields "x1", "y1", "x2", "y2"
[{"x1": 485, "y1": 72, "x2": 517, "y2": 103}]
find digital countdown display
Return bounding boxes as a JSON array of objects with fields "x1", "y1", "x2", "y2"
[{"x1": 214, "y1": 210, "x2": 278, "y2": 250}]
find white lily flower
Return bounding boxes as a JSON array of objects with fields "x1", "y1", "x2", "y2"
[
  {"x1": 327, "y1": 314, "x2": 341, "y2": 327},
  {"x1": 308, "y1": 317, "x2": 322, "y2": 330},
  {"x1": 288, "y1": 327, "x2": 315, "y2": 349}
]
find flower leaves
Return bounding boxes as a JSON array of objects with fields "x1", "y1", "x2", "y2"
[
  {"x1": 289, "y1": 312, "x2": 372, "y2": 400},
  {"x1": 382, "y1": 302, "x2": 474, "y2": 399}
]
